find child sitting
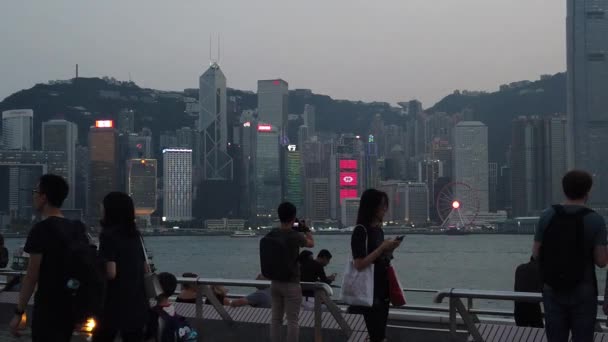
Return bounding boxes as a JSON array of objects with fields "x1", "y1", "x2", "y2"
[{"x1": 146, "y1": 272, "x2": 198, "y2": 342}]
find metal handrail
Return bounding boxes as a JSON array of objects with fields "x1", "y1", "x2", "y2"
[
  {"x1": 433, "y1": 288, "x2": 607, "y2": 342},
  {"x1": 175, "y1": 277, "x2": 348, "y2": 341},
  {"x1": 434, "y1": 287, "x2": 605, "y2": 305}
]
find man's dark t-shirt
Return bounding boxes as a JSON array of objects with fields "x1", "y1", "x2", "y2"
[
  {"x1": 270, "y1": 228, "x2": 307, "y2": 283},
  {"x1": 24, "y1": 217, "x2": 88, "y2": 311},
  {"x1": 98, "y1": 226, "x2": 148, "y2": 330},
  {"x1": 351, "y1": 225, "x2": 390, "y2": 302},
  {"x1": 301, "y1": 259, "x2": 333, "y2": 297}
]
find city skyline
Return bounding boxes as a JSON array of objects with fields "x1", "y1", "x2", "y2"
[{"x1": 0, "y1": 0, "x2": 565, "y2": 106}]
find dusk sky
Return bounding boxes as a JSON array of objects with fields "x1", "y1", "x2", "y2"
[{"x1": 1, "y1": 0, "x2": 565, "y2": 107}]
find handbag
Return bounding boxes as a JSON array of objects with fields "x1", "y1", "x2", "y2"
[
  {"x1": 140, "y1": 236, "x2": 163, "y2": 299},
  {"x1": 388, "y1": 265, "x2": 406, "y2": 306},
  {"x1": 340, "y1": 225, "x2": 375, "y2": 307}
]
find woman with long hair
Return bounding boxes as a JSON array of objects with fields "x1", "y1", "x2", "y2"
[
  {"x1": 93, "y1": 192, "x2": 148, "y2": 342},
  {"x1": 348, "y1": 189, "x2": 401, "y2": 342}
]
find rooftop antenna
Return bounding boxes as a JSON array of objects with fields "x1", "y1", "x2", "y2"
[
  {"x1": 217, "y1": 34, "x2": 221, "y2": 64},
  {"x1": 209, "y1": 34, "x2": 213, "y2": 65}
]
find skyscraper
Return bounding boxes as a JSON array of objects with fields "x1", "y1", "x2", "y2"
[
  {"x1": 163, "y1": 149, "x2": 192, "y2": 221},
  {"x1": 567, "y1": 0, "x2": 608, "y2": 208},
  {"x1": 199, "y1": 63, "x2": 233, "y2": 180},
  {"x1": 127, "y1": 159, "x2": 157, "y2": 223},
  {"x1": 454, "y1": 121, "x2": 489, "y2": 212},
  {"x1": 2, "y1": 109, "x2": 33, "y2": 151},
  {"x1": 403, "y1": 182, "x2": 429, "y2": 225},
  {"x1": 117, "y1": 109, "x2": 135, "y2": 133},
  {"x1": 303, "y1": 104, "x2": 316, "y2": 136},
  {"x1": 545, "y1": 115, "x2": 568, "y2": 204},
  {"x1": 305, "y1": 178, "x2": 330, "y2": 221},
  {"x1": 285, "y1": 145, "x2": 303, "y2": 211},
  {"x1": 42, "y1": 119, "x2": 78, "y2": 208},
  {"x1": 257, "y1": 79, "x2": 289, "y2": 132},
  {"x1": 0, "y1": 151, "x2": 67, "y2": 219},
  {"x1": 89, "y1": 120, "x2": 118, "y2": 219},
  {"x1": 255, "y1": 124, "x2": 280, "y2": 218}
]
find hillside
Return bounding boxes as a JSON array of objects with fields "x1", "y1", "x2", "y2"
[
  {"x1": 0, "y1": 77, "x2": 401, "y2": 149},
  {"x1": 0, "y1": 73, "x2": 567, "y2": 165},
  {"x1": 429, "y1": 72, "x2": 566, "y2": 164}
]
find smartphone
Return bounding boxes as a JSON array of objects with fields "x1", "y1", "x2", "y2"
[{"x1": 395, "y1": 235, "x2": 405, "y2": 242}]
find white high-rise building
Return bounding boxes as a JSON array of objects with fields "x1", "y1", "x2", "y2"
[
  {"x1": 403, "y1": 182, "x2": 429, "y2": 225},
  {"x1": 42, "y1": 120, "x2": 78, "y2": 208},
  {"x1": 199, "y1": 63, "x2": 233, "y2": 180},
  {"x1": 163, "y1": 149, "x2": 192, "y2": 221},
  {"x1": 2, "y1": 109, "x2": 33, "y2": 151},
  {"x1": 341, "y1": 197, "x2": 360, "y2": 227},
  {"x1": 454, "y1": 121, "x2": 489, "y2": 212}
]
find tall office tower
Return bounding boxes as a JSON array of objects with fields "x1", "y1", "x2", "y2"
[
  {"x1": 127, "y1": 159, "x2": 157, "y2": 225},
  {"x1": 42, "y1": 120, "x2": 78, "y2": 208},
  {"x1": 0, "y1": 151, "x2": 67, "y2": 219},
  {"x1": 89, "y1": 120, "x2": 118, "y2": 219},
  {"x1": 364, "y1": 135, "x2": 379, "y2": 189},
  {"x1": 403, "y1": 182, "x2": 430, "y2": 225},
  {"x1": 431, "y1": 138, "x2": 453, "y2": 180},
  {"x1": 545, "y1": 115, "x2": 568, "y2": 204},
  {"x1": 378, "y1": 180, "x2": 399, "y2": 222},
  {"x1": 305, "y1": 178, "x2": 330, "y2": 221},
  {"x1": 118, "y1": 109, "x2": 135, "y2": 133},
  {"x1": 2, "y1": 109, "x2": 33, "y2": 151},
  {"x1": 454, "y1": 121, "x2": 489, "y2": 212},
  {"x1": 488, "y1": 162, "x2": 498, "y2": 212},
  {"x1": 341, "y1": 198, "x2": 360, "y2": 227},
  {"x1": 285, "y1": 144, "x2": 303, "y2": 211},
  {"x1": 303, "y1": 104, "x2": 316, "y2": 137},
  {"x1": 257, "y1": 79, "x2": 289, "y2": 132},
  {"x1": 255, "y1": 124, "x2": 281, "y2": 218},
  {"x1": 298, "y1": 125, "x2": 309, "y2": 147},
  {"x1": 75, "y1": 145, "x2": 89, "y2": 213},
  {"x1": 427, "y1": 112, "x2": 454, "y2": 142},
  {"x1": 239, "y1": 116, "x2": 258, "y2": 218},
  {"x1": 499, "y1": 165, "x2": 512, "y2": 213},
  {"x1": 417, "y1": 159, "x2": 443, "y2": 211},
  {"x1": 163, "y1": 149, "x2": 192, "y2": 221},
  {"x1": 176, "y1": 127, "x2": 202, "y2": 167},
  {"x1": 160, "y1": 132, "x2": 178, "y2": 151},
  {"x1": 330, "y1": 154, "x2": 360, "y2": 220},
  {"x1": 510, "y1": 116, "x2": 547, "y2": 217},
  {"x1": 369, "y1": 114, "x2": 387, "y2": 157},
  {"x1": 199, "y1": 63, "x2": 233, "y2": 180},
  {"x1": 567, "y1": 0, "x2": 608, "y2": 209}
]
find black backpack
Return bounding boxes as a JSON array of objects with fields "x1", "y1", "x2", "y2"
[
  {"x1": 260, "y1": 230, "x2": 293, "y2": 281},
  {"x1": 539, "y1": 205, "x2": 593, "y2": 291},
  {"x1": 58, "y1": 221, "x2": 106, "y2": 323}
]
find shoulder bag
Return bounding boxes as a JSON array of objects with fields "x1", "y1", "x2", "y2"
[
  {"x1": 340, "y1": 225, "x2": 374, "y2": 307},
  {"x1": 140, "y1": 236, "x2": 164, "y2": 299}
]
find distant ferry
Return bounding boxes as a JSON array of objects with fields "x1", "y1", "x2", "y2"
[{"x1": 230, "y1": 231, "x2": 257, "y2": 238}]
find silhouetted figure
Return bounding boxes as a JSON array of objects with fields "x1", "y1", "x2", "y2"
[{"x1": 514, "y1": 256, "x2": 544, "y2": 328}]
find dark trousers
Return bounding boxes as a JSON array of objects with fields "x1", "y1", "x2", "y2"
[
  {"x1": 92, "y1": 328, "x2": 145, "y2": 342},
  {"x1": 542, "y1": 285, "x2": 597, "y2": 342},
  {"x1": 348, "y1": 302, "x2": 390, "y2": 342},
  {"x1": 31, "y1": 307, "x2": 75, "y2": 342}
]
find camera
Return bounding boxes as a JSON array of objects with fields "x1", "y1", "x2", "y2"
[{"x1": 292, "y1": 218, "x2": 310, "y2": 233}]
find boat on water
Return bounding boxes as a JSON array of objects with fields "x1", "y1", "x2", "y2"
[
  {"x1": 444, "y1": 225, "x2": 470, "y2": 235},
  {"x1": 230, "y1": 231, "x2": 257, "y2": 238}
]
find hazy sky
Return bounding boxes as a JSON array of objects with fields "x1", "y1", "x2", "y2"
[{"x1": 1, "y1": 0, "x2": 565, "y2": 107}]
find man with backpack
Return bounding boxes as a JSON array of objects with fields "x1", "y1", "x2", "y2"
[
  {"x1": 9, "y1": 174, "x2": 92, "y2": 341},
  {"x1": 534, "y1": 170, "x2": 608, "y2": 342},
  {"x1": 260, "y1": 202, "x2": 314, "y2": 342}
]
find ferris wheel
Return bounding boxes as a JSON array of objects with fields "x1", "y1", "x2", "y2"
[{"x1": 435, "y1": 182, "x2": 480, "y2": 228}]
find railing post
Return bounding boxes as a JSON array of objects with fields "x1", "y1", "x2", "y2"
[
  {"x1": 314, "y1": 288, "x2": 323, "y2": 342},
  {"x1": 201, "y1": 284, "x2": 234, "y2": 325},
  {"x1": 195, "y1": 283, "x2": 203, "y2": 319},
  {"x1": 449, "y1": 297, "x2": 457, "y2": 340},
  {"x1": 453, "y1": 298, "x2": 483, "y2": 342}
]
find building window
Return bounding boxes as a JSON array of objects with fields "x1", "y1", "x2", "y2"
[
  {"x1": 587, "y1": 10, "x2": 605, "y2": 19},
  {"x1": 588, "y1": 52, "x2": 606, "y2": 62}
]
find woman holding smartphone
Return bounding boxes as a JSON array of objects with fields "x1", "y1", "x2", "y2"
[{"x1": 348, "y1": 189, "x2": 402, "y2": 342}]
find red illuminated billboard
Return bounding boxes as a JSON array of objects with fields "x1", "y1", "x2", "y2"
[
  {"x1": 339, "y1": 159, "x2": 357, "y2": 170},
  {"x1": 340, "y1": 189, "x2": 358, "y2": 203},
  {"x1": 340, "y1": 172, "x2": 358, "y2": 187}
]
